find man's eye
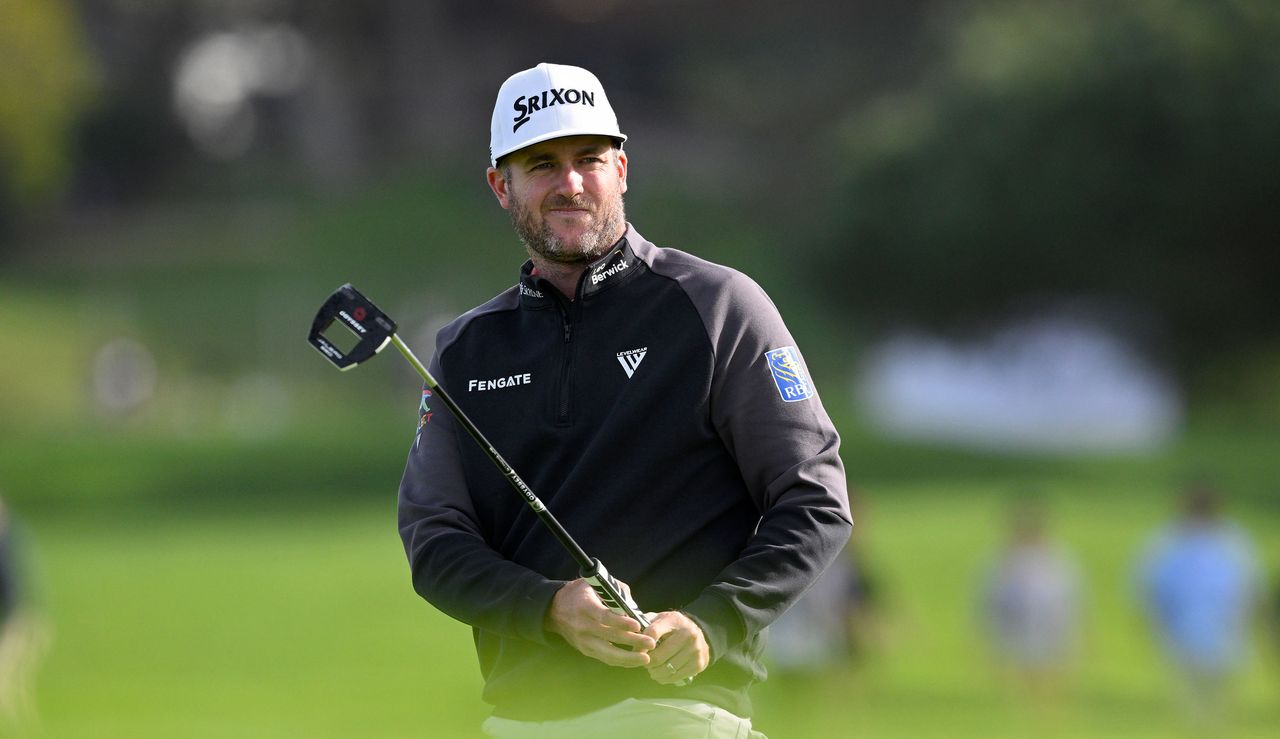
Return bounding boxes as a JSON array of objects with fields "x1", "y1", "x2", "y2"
[{"x1": 531, "y1": 162, "x2": 554, "y2": 171}]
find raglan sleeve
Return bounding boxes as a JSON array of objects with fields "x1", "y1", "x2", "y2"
[
  {"x1": 397, "y1": 346, "x2": 563, "y2": 645},
  {"x1": 679, "y1": 270, "x2": 853, "y2": 662}
]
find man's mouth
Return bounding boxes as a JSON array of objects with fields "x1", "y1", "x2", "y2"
[
  {"x1": 548, "y1": 206, "x2": 591, "y2": 217},
  {"x1": 547, "y1": 196, "x2": 592, "y2": 214}
]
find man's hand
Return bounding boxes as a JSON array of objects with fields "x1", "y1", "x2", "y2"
[
  {"x1": 545, "y1": 578, "x2": 656, "y2": 667},
  {"x1": 643, "y1": 611, "x2": 710, "y2": 685}
]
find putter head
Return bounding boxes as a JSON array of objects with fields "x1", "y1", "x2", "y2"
[{"x1": 308, "y1": 284, "x2": 398, "y2": 370}]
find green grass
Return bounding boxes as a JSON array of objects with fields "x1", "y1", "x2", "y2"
[
  {"x1": 13, "y1": 467, "x2": 1278, "y2": 738},
  {"x1": 26, "y1": 504, "x2": 487, "y2": 738}
]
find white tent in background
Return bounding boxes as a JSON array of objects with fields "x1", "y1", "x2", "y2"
[{"x1": 857, "y1": 315, "x2": 1181, "y2": 454}]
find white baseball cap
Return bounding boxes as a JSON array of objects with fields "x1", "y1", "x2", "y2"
[{"x1": 489, "y1": 63, "x2": 627, "y2": 166}]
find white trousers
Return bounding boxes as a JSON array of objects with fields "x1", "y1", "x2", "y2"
[{"x1": 481, "y1": 698, "x2": 766, "y2": 739}]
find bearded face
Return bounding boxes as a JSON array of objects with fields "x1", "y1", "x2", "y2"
[
  {"x1": 508, "y1": 181, "x2": 627, "y2": 265},
  {"x1": 493, "y1": 137, "x2": 629, "y2": 266}
]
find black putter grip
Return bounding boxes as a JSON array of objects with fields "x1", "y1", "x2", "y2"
[
  {"x1": 582, "y1": 558, "x2": 649, "y2": 629},
  {"x1": 582, "y1": 558, "x2": 695, "y2": 687}
]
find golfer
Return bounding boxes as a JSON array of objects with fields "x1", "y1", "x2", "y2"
[{"x1": 398, "y1": 63, "x2": 851, "y2": 738}]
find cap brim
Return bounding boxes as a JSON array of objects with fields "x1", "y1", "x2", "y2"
[{"x1": 491, "y1": 130, "x2": 628, "y2": 166}]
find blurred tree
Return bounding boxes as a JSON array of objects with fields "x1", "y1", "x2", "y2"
[
  {"x1": 0, "y1": 0, "x2": 94, "y2": 238},
  {"x1": 824, "y1": 0, "x2": 1280, "y2": 374}
]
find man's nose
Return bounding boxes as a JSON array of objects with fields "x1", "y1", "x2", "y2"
[{"x1": 556, "y1": 167, "x2": 585, "y2": 196}]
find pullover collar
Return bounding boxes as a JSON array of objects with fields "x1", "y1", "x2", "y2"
[{"x1": 517, "y1": 224, "x2": 644, "y2": 307}]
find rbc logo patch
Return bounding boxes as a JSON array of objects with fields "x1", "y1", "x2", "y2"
[{"x1": 764, "y1": 346, "x2": 814, "y2": 403}]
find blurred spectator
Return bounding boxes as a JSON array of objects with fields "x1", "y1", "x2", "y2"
[
  {"x1": 1274, "y1": 572, "x2": 1280, "y2": 658},
  {"x1": 980, "y1": 497, "x2": 1081, "y2": 701},
  {"x1": 1135, "y1": 483, "x2": 1259, "y2": 729},
  {"x1": 843, "y1": 546, "x2": 885, "y2": 667},
  {"x1": 91, "y1": 337, "x2": 158, "y2": 418},
  {"x1": 0, "y1": 495, "x2": 49, "y2": 728},
  {"x1": 1272, "y1": 571, "x2": 1280, "y2": 696},
  {"x1": 767, "y1": 492, "x2": 883, "y2": 676},
  {"x1": 765, "y1": 547, "x2": 857, "y2": 675}
]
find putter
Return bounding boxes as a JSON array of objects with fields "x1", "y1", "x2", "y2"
[{"x1": 309, "y1": 284, "x2": 690, "y2": 683}]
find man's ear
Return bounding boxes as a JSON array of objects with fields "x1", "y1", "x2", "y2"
[
  {"x1": 616, "y1": 149, "x2": 628, "y2": 195},
  {"x1": 487, "y1": 166, "x2": 512, "y2": 209}
]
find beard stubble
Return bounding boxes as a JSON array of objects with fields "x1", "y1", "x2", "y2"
[{"x1": 509, "y1": 189, "x2": 627, "y2": 265}]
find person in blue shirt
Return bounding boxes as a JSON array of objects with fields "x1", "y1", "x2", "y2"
[{"x1": 1136, "y1": 483, "x2": 1259, "y2": 727}]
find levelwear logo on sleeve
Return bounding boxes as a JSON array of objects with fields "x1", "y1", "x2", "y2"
[{"x1": 764, "y1": 346, "x2": 814, "y2": 402}]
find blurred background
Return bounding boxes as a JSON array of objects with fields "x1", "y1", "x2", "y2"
[{"x1": 2, "y1": 0, "x2": 1279, "y2": 736}]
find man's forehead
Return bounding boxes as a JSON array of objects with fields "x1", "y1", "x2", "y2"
[{"x1": 510, "y1": 135, "x2": 614, "y2": 162}]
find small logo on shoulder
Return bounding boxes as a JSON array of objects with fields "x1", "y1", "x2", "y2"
[
  {"x1": 414, "y1": 389, "x2": 433, "y2": 449},
  {"x1": 764, "y1": 346, "x2": 814, "y2": 402},
  {"x1": 617, "y1": 347, "x2": 647, "y2": 378}
]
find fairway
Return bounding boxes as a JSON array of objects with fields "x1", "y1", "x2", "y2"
[
  {"x1": 19, "y1": 475, "x2": 1280, "y2": 738},
  {"x1": 27, "y1": 503, "x2": 486, "y2": 738}
]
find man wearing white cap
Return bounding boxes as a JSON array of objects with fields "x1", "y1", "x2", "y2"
[{"x1": 398, "y1": 63, "x2": 851, "y2": 737}]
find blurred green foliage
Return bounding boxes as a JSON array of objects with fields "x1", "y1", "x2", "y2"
[
  {"x1": 4, "y1": 0, "x2": 1278, "y2": 380},
  {"x1": 827, "y1": 0, "x2": 1280, "y2": 374},
  {"x1": 0, "y1": 0, "x2": 94, "y2": 230}
]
